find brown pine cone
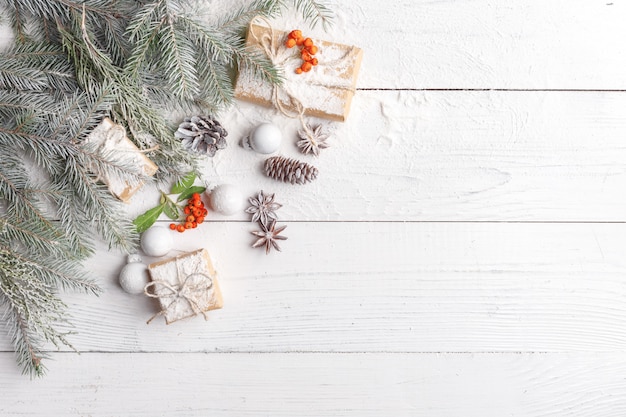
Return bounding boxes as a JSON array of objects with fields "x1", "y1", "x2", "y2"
[{"x1": 264, "y1": 156, "x2": 318, "y2": 185}]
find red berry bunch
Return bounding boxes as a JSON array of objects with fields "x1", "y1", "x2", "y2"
[
  {"x1": 285, "y1": 29, "x2": 319, "y2": 74},
  {"x1": 169, "y1": 193, "x2": 208, "y2": 233}
]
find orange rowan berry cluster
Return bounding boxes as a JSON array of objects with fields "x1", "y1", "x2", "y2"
[
  {"x1": 285, "y1": 29, "x2": 319, "y2": 74},
  {"x1": 168, "y1": 193, "x2": 208, "y2": 233}
]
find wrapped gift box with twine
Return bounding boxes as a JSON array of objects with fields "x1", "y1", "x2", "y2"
[
  {"x1": 145, "y1": 249, "x2": 223, "y2": 324},
  {"x1": 84, "y1": 118, "x2": 158, "y2": 202},
  {"x1": 234, "y1": 21, "x2": 363, "y2": 122}
]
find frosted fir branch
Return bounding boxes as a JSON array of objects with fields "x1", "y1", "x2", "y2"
[
  {"x1": 0, "y1": 90, "x2": 60, "y2": 117},
  {"x1": 57, "y1": 22, "x2": 104, "y2": 93},
  {"x1": 0, "y1": 156, "x2": 67, "y2": 249},
  {"x1": 125, "y1": 0, "x2": 202, "y2": 100},
  {"x1": 216, "y1": 0, "x2": 284, "y2": 33},
  {"x1": 3, "y1": 247, "x2": 100, "y2": 293},
  {"x1": 0, "y1": 248, "x2": 80, "y2": 377},
  {"x1": 57, "y1": 9, "x2": 120, "y2": 88},
  {"x1": 0, "y1": 59, "x2": 49, "y2": 91},
  {"x1": 3, "y1": 1, "x2": 29, "y2": 43},
  {"x1": 108, "y1": 80, "x2": 197, "y2": 178},
  {"x1": 52, "y1": 191, "x2": 96, "y2": 258},
  {"x1": 1, "y1": 41, "x2": 66, "y2": 61},
  {"x1": 157, "y1": 19, "x2": 200, "y2": 99},
  {"x1": 233, "y1": 44, "x2": 283, "y2": 86},
  {"x1": 91, "y1": 13, "x2": 131, "y2": 67},
  {"x1": 0, "y1": 157, "x2": 93, "y2": 263},
  {"x1": 0, "y1": 151, "x2": 30, "y2": 198},
  {"x1": 0, "y1": 127, "x2": 73, "y2": 173},
  {"x1": 112, "y1": 84, "x2": 171, "y2": 141},
  {"x1": 0, "y1": 91, "x2": 115, "y2": 167},
  {"x1": 107, "y1": 81, "x2": 198, "y2": 179},
  {"x1": 125, "y1": 0, "x2": 163, "y2": 44},
  {"x1": 0, "y1": 86, "x2": 142, "y2": 252},
  {"x1": 55, "y1": 6, "x2": 195, "y2": 174},
  {"x1": 293, "y1": 0, "x2": 335, "y2": 29},
  {"x1": 1, "y1": 297, "x2": 49, "y2": 377},
  {"x1": 0, "y1": 43, "x2": 77, "y2": 92},
  {"x1": 176, "y1": 15, "x2": 238, "y2": 64},
  {"x1": 125, "y1": 18, "x2": 167, "y2": 77},
  {"x1": 49, "y1": 86, "x2": 114, "y2": 144},
  {"x1": 1, "y1": 218, "x2": 73, "y2": 260},
  {"x1": 195, "y1": 53, "x2": 233, "y2": 110},
  {"x1": 3, "y1": 0, "x2": 122, "y2": 21},
  {"x1": 56, "y1": 159, "x2": 138, "y2": 252},
  {"x1": 4, "y1": 176, "x2": 89, "y2": 259},
  {"x1": 0, "y1": 157, "x2": 72, "y2": 257},
  {"x1": 139, "y1": 67, "x2": 192, "y2": 111}
]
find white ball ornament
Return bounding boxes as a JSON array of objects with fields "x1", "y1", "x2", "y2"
[
  {"x1": 208, "y1": 184, "x2": 244, "y2": 215},
  {"x1": 242, "y1": 123, "x2": 282, "y2": 154},
  {"x1": 119, "y1": 257, "x2": 150, "y2": 295},
  {"x1": 140, "y1": 226, "x2": 173, "y2": 257}
]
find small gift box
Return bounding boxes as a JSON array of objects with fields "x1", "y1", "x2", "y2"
[
  {"x1": 234, "y1": 23, "x2": 363, "y2": 122},
  {"x1": 84, "y1": 118, "x2": 158, "y2": 202},
  {"x1": 145, "y1": 249, "x2": 223, "y2": 324}
]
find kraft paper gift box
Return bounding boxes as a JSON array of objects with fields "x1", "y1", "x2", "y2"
[
  {"x1": 146, "y1": 248, "x2": 224, "y2": 324},
  {"x1": 84, "y1": 118, "x2": 158, "y2": 202},
  {"x1": 234, "y1": 23, "x2": 363, "y2": 122}
]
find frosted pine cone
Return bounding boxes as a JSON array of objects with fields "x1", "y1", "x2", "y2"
[
  {"x1": 264, "y1": 156, "x2": 318, "y2": 185},
  {"x1": 175, "y1": 115, "x2": 228, "y2": 157}
]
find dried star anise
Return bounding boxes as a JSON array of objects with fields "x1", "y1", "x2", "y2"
[
  {"x1": 251, "y1": 220, "x2": 287, "y2": 254},
  {"x1": 245, "y1": 191, "x2": 282, "y2": 228},
  {"x1": 297, "y1": 123, "x2": 329, "y2": 156}
]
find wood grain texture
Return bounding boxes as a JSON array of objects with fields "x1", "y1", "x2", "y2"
[
  {"x1": 2, "y1": 222, "x2": 624, "y2": 353},
  {"x1": 1, "y1": 352, "x2": 625, "y2": 417},
  {"x1": 335, "y1": 1, "x2": 626, "y2": 89}
]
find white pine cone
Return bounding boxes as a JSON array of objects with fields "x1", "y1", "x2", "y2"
[
  {"x1": 175, "y1": 115, "x2": 228, "y2": 157},
  {"x1": 264, "y1": 156, "x2": 318, "y2": 185}
]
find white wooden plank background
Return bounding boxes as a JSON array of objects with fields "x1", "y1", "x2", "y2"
[
  {"x1": 2, "y1": 222, "x2": 625, "y2": 353},
  {"x1": 2, "y1": 352, "x2": 626, "y2": 417},
  {"x1": 2, "y1": 1, "x2": 626, "y2": 416}
]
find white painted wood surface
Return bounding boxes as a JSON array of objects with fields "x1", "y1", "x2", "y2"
[
  {"x1": 2, "y1": 352, "x2": 626, "y2": 416},
  {"x1": 2, "y1": 1, "x2": 626, "y2": 416}
]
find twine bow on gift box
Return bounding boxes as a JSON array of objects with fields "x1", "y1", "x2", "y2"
[
  {"x1": 248, "y1": 16, "x2": 359, "y2": 132},
  {"x1": 144, "y1": 267, "x2": 214, "y2": 324}
]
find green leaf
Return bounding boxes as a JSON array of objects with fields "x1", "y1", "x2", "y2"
[
  {"x1": 133, "y1": 205, "x2": 164, "y2": 233},
  {"x1": 163, "y1": 200, "x2": 180, "y2": 220},
  {"x1": 171, "y1": 172, "x2": 196, "y2": 194},
  {"x1": 176, "y1": 186, "x2": 206, "y2": 202}
]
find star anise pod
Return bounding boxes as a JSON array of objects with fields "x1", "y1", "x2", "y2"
[
  {"x1": 297, "y1": 123, "x2": 329, "y2": 156},
  {"x1": 245, "y1": 191, "x2": 282, "y2": 227},
  {"x1": 251, "y1": 220, "x2": 287, "y2": 254}
]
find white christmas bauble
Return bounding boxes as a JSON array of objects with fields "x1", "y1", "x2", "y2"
[
  {"x1": 140, "y1": 226, "x2": 173, "y2": 257},
  {"x1": 243, "y1": 123, "x2": 282, "y2": 154},
  {"x1": 208, "y1": 184, "x2": 244, "y2": 215},
  {"x1": 119, "y1": 261, "x2": 150, "y2": 295}
]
